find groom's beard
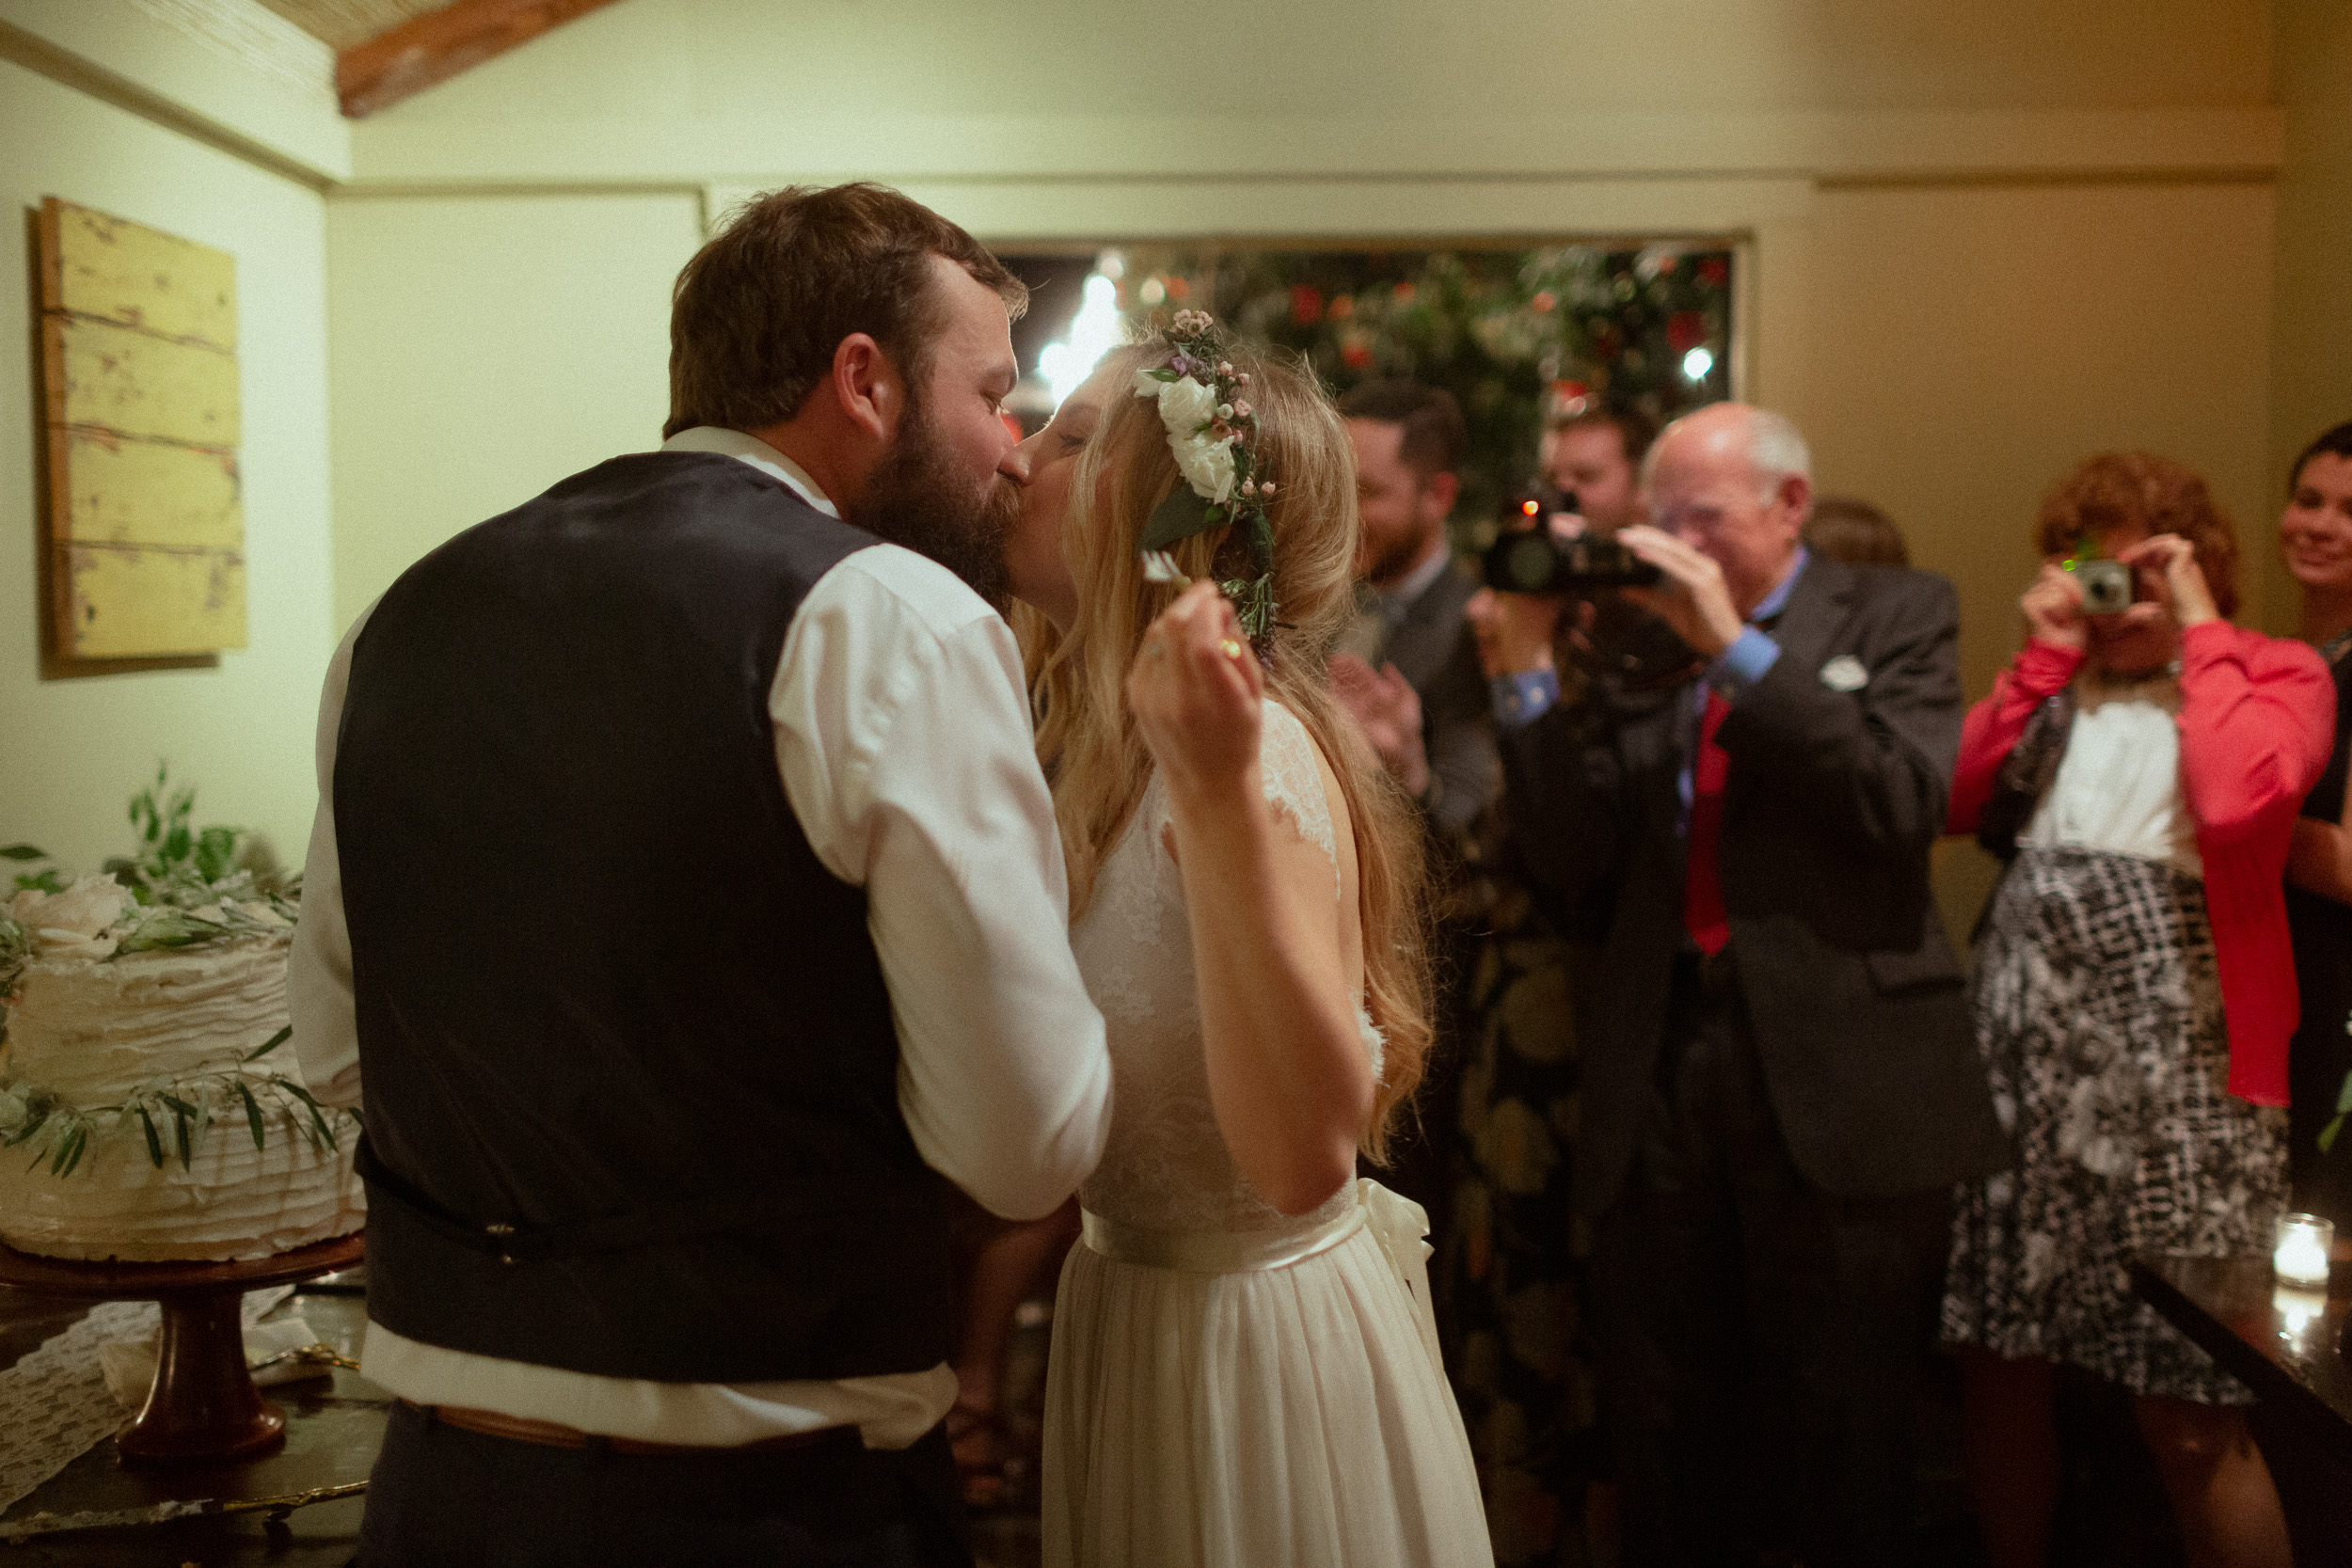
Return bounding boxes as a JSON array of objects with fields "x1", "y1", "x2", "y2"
[{"x1": 856, "y1": 398, "x2": 1014, "y2": 610}]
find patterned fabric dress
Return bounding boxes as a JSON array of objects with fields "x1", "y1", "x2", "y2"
[
  {"x1": 1944, "y1": 676, "x2": 2289, "y2": 1403},
  {"x1": 1438, "y1": 876, "x2": 1603, "y2": 1566}
]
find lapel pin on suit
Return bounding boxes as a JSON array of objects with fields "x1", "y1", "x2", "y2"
[{"x1": 1819, "y1": 655, "x2": 1869, "y2": 692}]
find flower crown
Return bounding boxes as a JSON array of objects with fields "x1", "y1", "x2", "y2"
[{"x1": 1131, "y1": 310, "x2": 1279, "y2": 657}]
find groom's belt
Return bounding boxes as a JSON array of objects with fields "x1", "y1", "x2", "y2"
[{"x1": 400, "y1": 1400, "x2": 855, "y2": 1457}]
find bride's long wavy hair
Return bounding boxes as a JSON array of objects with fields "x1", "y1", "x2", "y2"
[{"x1": 1017, "y1": 341, "x2": 1433, "y2": 1159}]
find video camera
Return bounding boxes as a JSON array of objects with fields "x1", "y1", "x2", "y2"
[
  {"x1": 1479, "y1": 486, "x2": 1698, "y2": 691},
  {"x1": 1480, "y1": 488, "x2": 1661, "y2": 594}
]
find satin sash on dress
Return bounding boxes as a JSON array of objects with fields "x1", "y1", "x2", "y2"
[{"x1": 1080, "y1": 1178, "x2": 1448, "y2": 1386}]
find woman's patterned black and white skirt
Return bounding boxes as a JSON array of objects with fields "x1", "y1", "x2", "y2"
[{"x1": 1941, "y1": 846, "x2": 2287, "y2": 1403}]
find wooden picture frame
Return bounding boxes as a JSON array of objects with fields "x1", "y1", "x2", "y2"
[{"x1": 35, "y1": 198, "x2": 244, "y2": 664}]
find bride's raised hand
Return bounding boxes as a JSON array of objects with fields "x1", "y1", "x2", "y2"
[{"x1": 1128, "y1": 580, "x2": 1264, "y2": 803}]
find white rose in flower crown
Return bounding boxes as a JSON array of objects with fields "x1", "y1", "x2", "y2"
[{"x1": 1139, "y1": 374, "x2": 1236, "y2": 505}]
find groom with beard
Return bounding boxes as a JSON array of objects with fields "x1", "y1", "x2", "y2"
[{"x1": 289, "y1": 183, "x2": 1113, "y2": 1567}]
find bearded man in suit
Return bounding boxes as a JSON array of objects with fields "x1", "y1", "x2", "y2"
[
  {"x1": 1327, "y1": 380, "x2": 1497, "y2": 836},
  {"x1": 1470, "y1": 403, "x2": 2008, "y2": 1568}
]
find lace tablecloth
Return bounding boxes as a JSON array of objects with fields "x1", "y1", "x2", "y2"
[{"x1": 0, "y1": 1286, "x2": 292, "y2": 1513}]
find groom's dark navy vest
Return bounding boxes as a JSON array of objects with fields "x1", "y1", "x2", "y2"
[{"x1": 336, "y1": 451, "x2": 951, "y2": 1384}]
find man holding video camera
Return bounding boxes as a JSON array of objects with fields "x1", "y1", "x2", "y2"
[
  {"x1": 1470, "y1": 403, "x2": 2007, "y2": 1567},
  {"x1": 1545, "y1": 404, "x2": 1655, "y2": 536}
]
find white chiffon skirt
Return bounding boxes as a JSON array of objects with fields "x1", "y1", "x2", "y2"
[{"x1": 1040, "y1": 1182, "x2": 1493, "y2": 1568}]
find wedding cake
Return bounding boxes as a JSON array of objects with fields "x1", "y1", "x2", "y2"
[{"x1": 0, "y1": 798, "x2": 363, "y2": 1263}]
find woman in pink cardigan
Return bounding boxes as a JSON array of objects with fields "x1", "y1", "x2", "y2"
[{"x1": 1941, "y1": 452, "x2": 2333, "y2": 1568}]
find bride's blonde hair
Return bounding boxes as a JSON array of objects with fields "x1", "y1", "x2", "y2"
[{"x1": 1018, "y1": 341, "x2": 1433, "y2": 1159}]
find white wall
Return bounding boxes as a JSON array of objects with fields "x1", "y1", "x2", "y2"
[
  {"x1": 325, "y1": 192, "x2": 704, "y2": 629},
  {"x1": 2271, "y1": 0, "x2": 2352, "y2": 622},
  {"x1": 0, "y1": 50, "x2": 336, "y2": 873}
]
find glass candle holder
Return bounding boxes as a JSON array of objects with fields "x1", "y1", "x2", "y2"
[{"x1": 2273, "y1": 1212, "x2": 2334, "y2": 1290}]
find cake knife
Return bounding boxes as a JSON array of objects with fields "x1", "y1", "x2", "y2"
[{"x1": 0, "y1": 1481, "x2": 366, "y2": 1541}]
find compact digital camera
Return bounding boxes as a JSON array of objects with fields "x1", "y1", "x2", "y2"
[
  {"x1": 1481, "y1": 490, "x2": 1662, "y2": 594},
  {"x1": 2069, "y1": 557, "x2": 2135, "y2": 616}
]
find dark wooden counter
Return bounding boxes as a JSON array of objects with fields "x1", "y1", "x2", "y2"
[
  {"x1": 2132, "y1": 1253, "x2": 2352, "y2": 1562},
  {"x1": 2129, "y1": 1254, "x2": 2352, "y2": 1463}
]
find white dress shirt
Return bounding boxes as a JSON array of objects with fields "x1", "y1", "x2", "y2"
[{"x1": 288, "y1": 427, "x2": 1111, "y2": 1448}]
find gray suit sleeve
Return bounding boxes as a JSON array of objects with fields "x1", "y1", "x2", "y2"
[{"x1": 1419, "y1": 627, "x2": 1500, "y2": 836}]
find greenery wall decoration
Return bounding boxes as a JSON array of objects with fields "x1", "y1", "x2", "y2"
[{"x1": 1081, "y1": 244, "x2": 1735, "y2": 539}]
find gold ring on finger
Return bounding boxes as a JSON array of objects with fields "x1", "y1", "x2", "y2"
[{"x1": 1218, "y1": 639, "x2": 1244, "y2": 660}]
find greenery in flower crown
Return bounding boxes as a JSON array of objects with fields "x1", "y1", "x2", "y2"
[
  {"x1": 1133, "y1": 309, "x2": 1281, "y2": 657},
  {"x1": 0, "y1": 1025, "x2": 353, "y2": 1180}
]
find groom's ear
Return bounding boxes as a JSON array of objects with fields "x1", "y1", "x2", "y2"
[{"x1": 830, "y1": 332, "x2": 906, "y2": 446}]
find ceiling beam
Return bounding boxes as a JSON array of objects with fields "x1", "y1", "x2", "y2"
[{"x1": 337, "y1": 0, "x2": 621, "y2": 119}]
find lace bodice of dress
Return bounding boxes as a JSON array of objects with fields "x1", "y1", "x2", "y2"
[{"x1": 1072, "y1": 702, "x2": 1380, "y2": 1234}]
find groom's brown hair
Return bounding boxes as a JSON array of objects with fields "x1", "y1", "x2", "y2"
[{"x1": 664, "y1": 183, "x2": 1025, "y2": 439}]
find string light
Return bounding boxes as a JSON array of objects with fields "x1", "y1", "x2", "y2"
[{"x1": 1040, "y1": 271, "x2": 1125, "y2": 409}]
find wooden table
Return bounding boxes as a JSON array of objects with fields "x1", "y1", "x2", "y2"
[{"x1": 2131, "y1": 1253, "x2": 2352, "y2": 1560}]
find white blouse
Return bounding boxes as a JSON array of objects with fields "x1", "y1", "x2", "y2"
[{"x1": 2019, "y1": 667, "x2": 2201, "y2": 879}]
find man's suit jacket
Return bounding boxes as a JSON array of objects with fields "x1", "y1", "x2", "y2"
[
  {"x1": 1374, "y1": 562, "x2": 1498, "y2": 838},
  {"x1": 1501, "y1": 553, "x2": 2010, "y2": 1216}
]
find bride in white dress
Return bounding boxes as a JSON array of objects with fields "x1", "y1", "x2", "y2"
[{"x1": 1003, "y1": 323, "x2": 1493, "y2": 1568}]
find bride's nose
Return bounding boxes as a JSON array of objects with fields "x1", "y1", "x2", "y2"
[{"x1": 1000, "y1": 433, "x2": 1039, "y2": 485}]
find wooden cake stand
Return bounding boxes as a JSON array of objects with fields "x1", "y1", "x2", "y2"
[{"x1": 0, "y1": 1229, "x2": 363, "y2": 1465}]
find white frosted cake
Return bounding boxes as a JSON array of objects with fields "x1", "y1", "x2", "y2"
[{"x1": 0, "y1": 875, "x2": 364, "y2": 1262}]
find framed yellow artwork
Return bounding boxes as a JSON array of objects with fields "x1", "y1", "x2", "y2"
[{"x1": 36, "y1": 198, "x2": 244, "y2": 662}]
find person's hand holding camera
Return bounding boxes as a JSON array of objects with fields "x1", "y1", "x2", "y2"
[
  {"x1": 1465, "y1": 585, "x2": 1566, "y2": 680},
  {"x1": 2115, "y1": 534, "x2": 2219, "y2": 629},
  {"x1": 2021, "y1": 562, "x2": 2088, "y2": 652},
  {"x1": 1615, "y1": 524, "x2": 1747, "y2": 658}
]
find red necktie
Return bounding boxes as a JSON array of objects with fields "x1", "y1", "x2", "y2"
[{"x1": 1683, "y1": 690, "x2": 1731, "y2": 956}]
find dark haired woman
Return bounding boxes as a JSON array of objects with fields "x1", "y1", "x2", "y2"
[
  {"x1": 1942, "y1": 452, "x2": 2333, "y2": 1568},
  {"x1": 2282, "y1": 423, "x2": 2352, "y2": 1226}
]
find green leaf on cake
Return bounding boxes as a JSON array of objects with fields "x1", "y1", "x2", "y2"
[
  {"x1": 237, "y1": 1081, "x2": 266, "y2": 1150},
  {"x1": 244, "y1": 1026, "x2": 292, "y2": 1063},
  {"x1": 272, "y1": 1075, "x2": 338, "y2": 1152},
  {"x1": 136, "y1": 1106, "x2": 164, "y2": 1169},
  {"x1": 0, "y1": 845, "x2": 47, "y2": 862},
  {"x1": 195, "y1": 828, "x2": 239, "y2": 883},
  {"x1": 49, "y1": 1122, "x2": 87, "y2": 1178}
]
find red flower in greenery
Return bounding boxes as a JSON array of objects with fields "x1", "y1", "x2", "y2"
[
  {"x1": 1697, "y1": 257, "x2": 1730, "y2": 287},
  {"x1": 1291, "y1": 284, "x2": 1324, "y2": 325},
  {"x1": 1666, "y1": 311, "x2": 1709, "y2": 354},
  {"x1": 1341, "y1": 341, "x2": 1374, "y2": 371}
]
